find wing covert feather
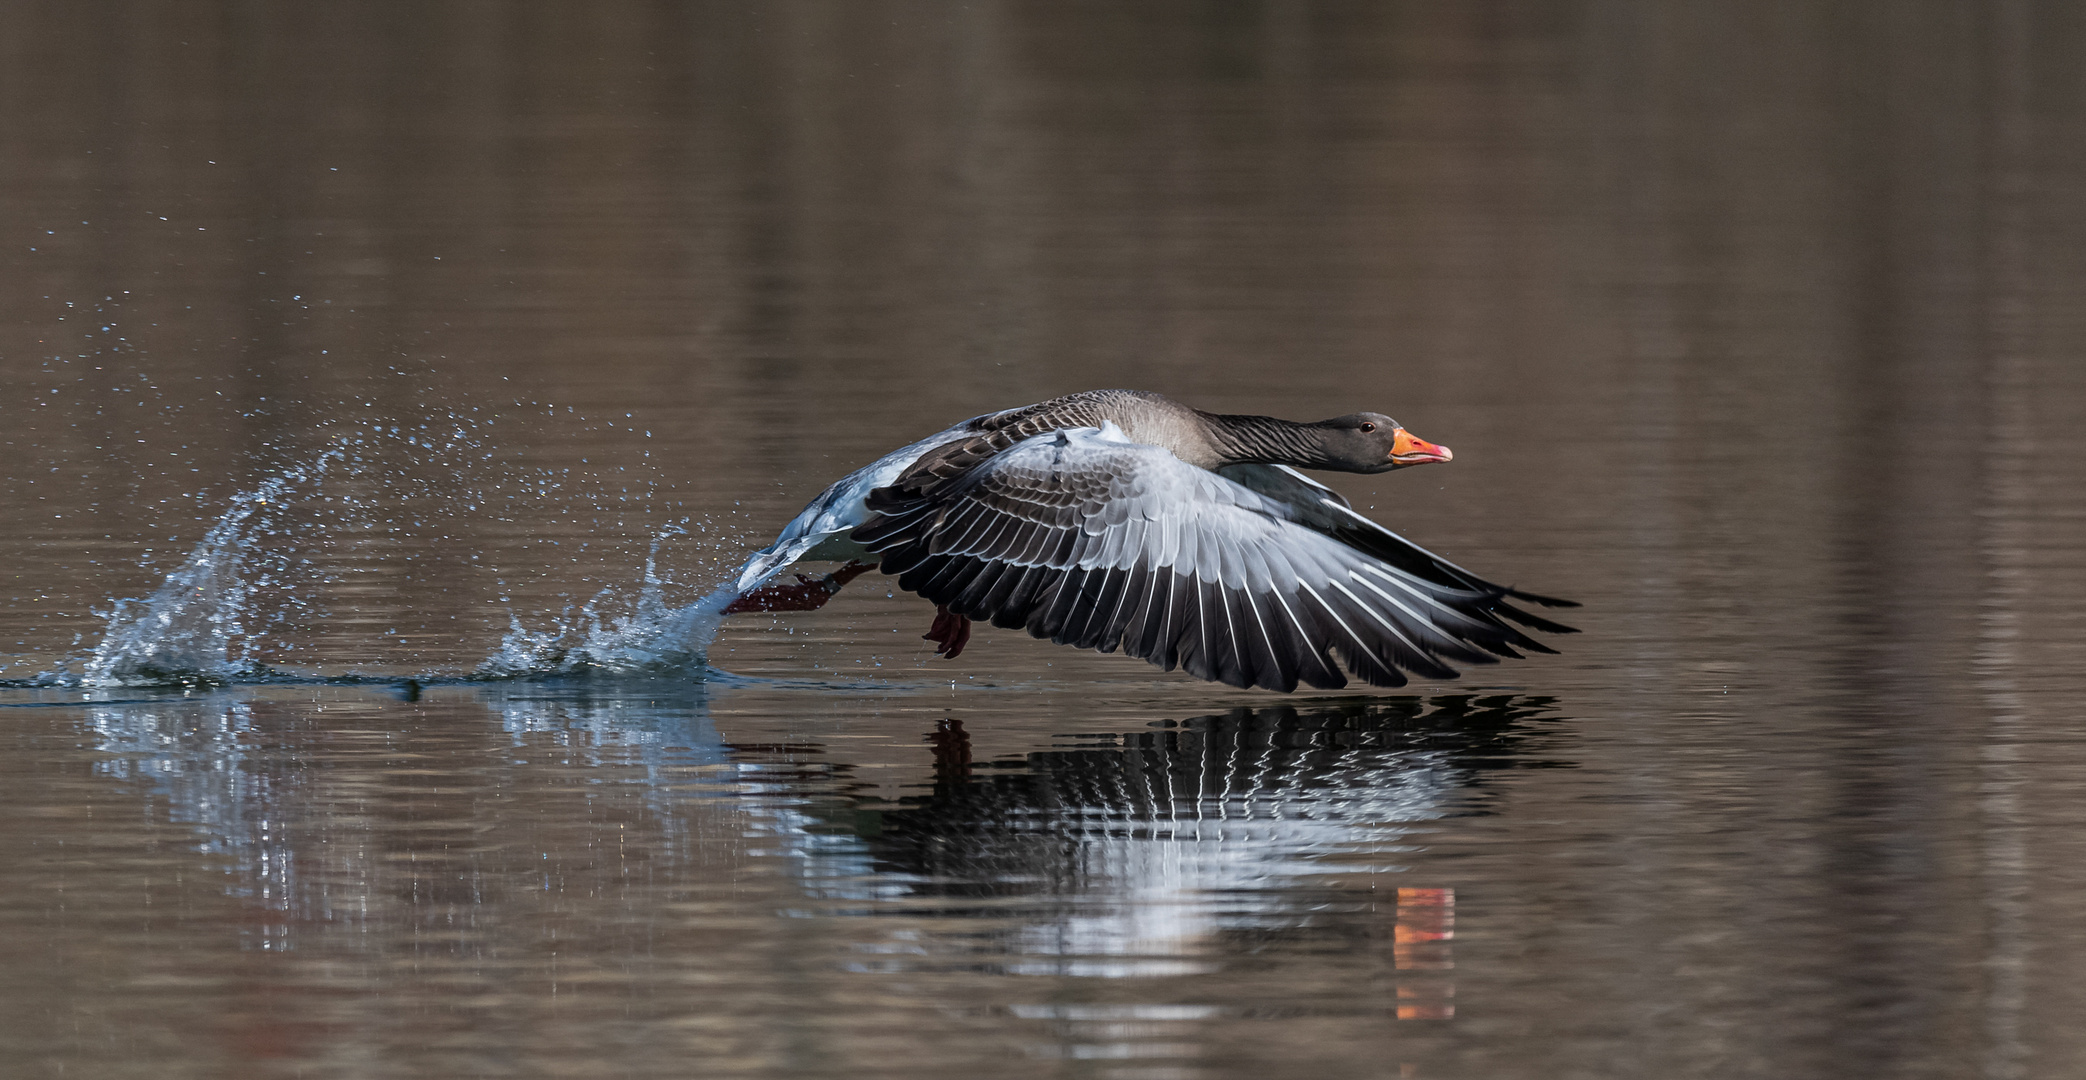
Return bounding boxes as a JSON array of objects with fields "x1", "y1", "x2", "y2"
[{"x1": 855, "y1": 426, "x2": 1570, "y2": 692}]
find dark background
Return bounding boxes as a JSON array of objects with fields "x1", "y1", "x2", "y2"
[{"x1": 2, "y1": 3, "x2": 2084, "y2": 1077}]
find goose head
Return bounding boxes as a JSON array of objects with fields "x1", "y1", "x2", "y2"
[{"x1": 1314, "y1": 413, "x2": 1454, "y2": 473}]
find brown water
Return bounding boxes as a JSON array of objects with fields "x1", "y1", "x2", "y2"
[{"x1": 5, "y1": 3, "x2": 2086, "y2": 1077}]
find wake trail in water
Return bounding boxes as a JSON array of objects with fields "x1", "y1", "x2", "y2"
[{"x1": 39, "y1": 425, "x2": 751, "y2": 689}]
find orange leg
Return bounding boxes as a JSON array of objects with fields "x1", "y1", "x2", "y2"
[
  {"x1": 723, "y1": 560, "x2": 875, "y2": 614},
  {"x1": 924, "y1": 604, "x2": 972, "y2": 658}
]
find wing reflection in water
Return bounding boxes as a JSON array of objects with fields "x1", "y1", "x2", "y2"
[
  {"x1": 75, "y1": 685, "x2": 1563, "y2": 1039},
  {"x1": 806, "y1": 696, "x2": 1564, "y2": 984}
]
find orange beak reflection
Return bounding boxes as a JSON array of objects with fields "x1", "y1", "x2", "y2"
[{"x1": 1389, "y1": 427, "x2": 1453, "y2": 467}]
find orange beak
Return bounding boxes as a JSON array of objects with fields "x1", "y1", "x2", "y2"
[{"x1": 1389, "y1": 427, "x2": 1453, "y2": 467}]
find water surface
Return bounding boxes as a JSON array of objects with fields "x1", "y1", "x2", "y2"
[{"x1": 4, "y1": 3, "x2": 2086, "y2": 1077}]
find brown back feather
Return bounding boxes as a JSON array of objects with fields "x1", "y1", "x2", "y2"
[{"x1": 871, "y1": 390, "x2": 1170, "y2": 508}]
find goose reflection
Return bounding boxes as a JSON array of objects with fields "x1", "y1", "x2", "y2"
[
  {"x1": 811, "y1": 696, "x2": 1562, "y2": 980},
  {"x1": 76, "y1": 684, "x2": 1561, "y2": 998}
]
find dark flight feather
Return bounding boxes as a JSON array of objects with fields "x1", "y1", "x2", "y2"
[{"x1": 854, "y1": 426, "x2": 1571, "y2": 692}]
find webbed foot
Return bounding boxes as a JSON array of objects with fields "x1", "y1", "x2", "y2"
[
  {"x1": 723, "y1": 560, "x2": 874, "y2": 614},
  {"x1": 924, "y1": 604, "x2": 972, "y2": 658}
]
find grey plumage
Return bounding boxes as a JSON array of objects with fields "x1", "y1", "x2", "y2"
[{"x1": 732, "y1": 389, "x2": 1575, "y2": 692}]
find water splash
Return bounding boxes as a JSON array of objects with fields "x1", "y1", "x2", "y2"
[
  {"x1": 78, "y1": 452, "x2": 342, "y2": 687},
  {"x1": 35, "y1": 408, "x2": 753, "y2": 688},
  {"x1": 476, "y1": 525, "x2": 739, "y2": 678}
]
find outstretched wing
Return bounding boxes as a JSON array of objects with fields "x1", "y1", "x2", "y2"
[
  {"x1": 854, "y1": 425, "x2": 1568, "y2": 692},
  {"x1": 731, "y1": 392, "x2": 1153, "y2": 593},
  {"x1": 1219, "y1": 464, "x2": 1580, "y2": 630}
]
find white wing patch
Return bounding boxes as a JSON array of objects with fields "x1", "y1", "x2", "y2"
[{"x1": 857, "y1": 426, "x2": 1556, "y2": 691}]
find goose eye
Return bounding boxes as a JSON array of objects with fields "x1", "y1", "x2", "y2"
[{"x1": 1359, "y1": 422, "x2": 1376, "y2": 433}]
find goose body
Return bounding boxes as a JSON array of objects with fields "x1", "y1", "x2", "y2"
[{"x1": 724, "y1": 390, "x2": 1574, "y2": 692}]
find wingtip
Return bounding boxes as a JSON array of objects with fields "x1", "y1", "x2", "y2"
[
  {"x1": 1507, "y1": 586, "x2": 1581, "y2": 608},
  {"x1": 1492, "y1": 601, "x2": 1579, "y2": 636}
]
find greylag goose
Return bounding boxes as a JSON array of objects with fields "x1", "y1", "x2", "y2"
[{"x1": 721, "y1": 389, "x2": 1574, "y2": 692}]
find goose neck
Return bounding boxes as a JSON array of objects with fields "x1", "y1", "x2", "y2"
[{"x1": 1200, "y1": 412, "x2": 1335, "y2": 468}]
